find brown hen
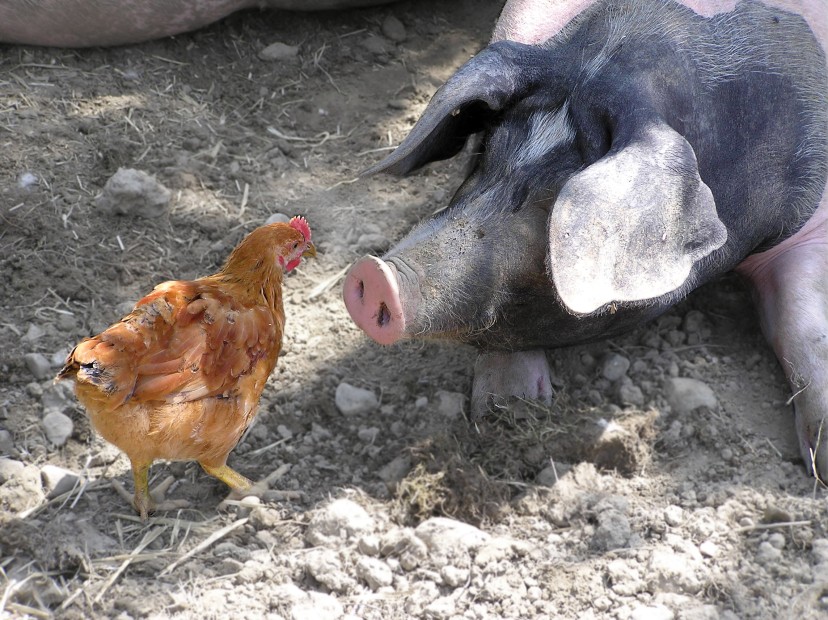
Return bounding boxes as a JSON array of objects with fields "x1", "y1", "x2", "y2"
[{"x1": 57, "y1": 217, "x2": 315, "y2": 519}]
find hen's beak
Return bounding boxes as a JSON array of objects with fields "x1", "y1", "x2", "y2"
[{"x1": 303, "y1": 241, "x2": 317, "y2": 258}]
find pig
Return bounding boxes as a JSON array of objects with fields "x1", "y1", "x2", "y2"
[
  {"x1": 343, "y1": 0, "x2": 828, "y2": 481},
  {"x1": 0, "y1": 0, "x2": 400, "y2": 47}
]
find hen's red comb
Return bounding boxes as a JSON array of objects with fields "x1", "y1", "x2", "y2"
[{"x1": 288, "y1": 215, "x2": 312, "y2": 241}]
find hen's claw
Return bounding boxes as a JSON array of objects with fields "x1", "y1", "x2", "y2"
[{"x1": 111, "y1": 474, "x2": 190, "y2": 520}]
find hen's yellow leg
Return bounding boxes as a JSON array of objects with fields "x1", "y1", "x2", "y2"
[
  {"x1": 200, "y1": 463, "x2": 253, "y2": 492},
  {"x1": 111, "y1": 460, "x2": 189, "y2": 521}
]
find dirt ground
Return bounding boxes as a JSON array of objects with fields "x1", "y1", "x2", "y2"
[{"x1": 1, "y1": 1, "x2": 827, "y2": 618}]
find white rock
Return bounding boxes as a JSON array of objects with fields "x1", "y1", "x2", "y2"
[
  {"x1": 423, "y1": 596, "x2": 456, "y2": 620},
  {"x1": 357, "y1": 534, "x2": 380, "y2": 556},
  {"x1": 602, "y1": 353, "x2": 631, "y2": 381},
  {"x1": 767, "y1": 532, "x2": 786, "y2": 550},
  {"x1": 96, "y1": 168, "x2": 171, "y2": 218},
  {"x1": 305, "y1": 498, "x2": 374, "y2": 545},
  {"x1": 664, "y1": 505, "x2": 684, "y2": 527},
  {"x1": 259, "y1": 42, "x2": 299, "y2": 62},
  {"x1": 377, "y1": 455, "x2": 411, "y2": 492},
  {"x1": 356, "y1": 556, "x2": 393, "y2": 590},
  {"x1": 664, "y1": 378, "x2": 718, "y2": 414},
  {"x1": 18, "y1": 171, "x2": 38, "y2": 189},
  {"x1": 42, "y1": 411, "x2": 73, "y2": 446},
  {"x1": 335, "y1": 382, "x2": 378, "y2": 416},
  {"x1": 436, "y1": 391, "x2": 465, "y2": 420},
  {"x1": 41, "y1": 381, "x2": 74, "y2": 413},
  {"x1": 22, "y1": 324, "x2": 45, "y2": 342},
  {"x1": 415, "y1": 517, "x2": 490, "y2": 554},
  {"x1": 631, "y1": 605, "x2": 674, "y2": 620},
  {"x1": 40, "y1": 464, "x2": 81, "y2": 498},
  {"x1": 0, "y1": 458, "x2": 25, "y2": 484},
  {"x1": 265, "y1": 212, "x2": 291, "y2": 225},
  {"x1": 756, "y1": 541, "x2": 782, "y2": 564},
  {"x1": 811, "y1": 538, "x2": 828, "y2": 564},
  {"x1": 440, "y1": 565, "x2": 469, "y2": 587},
  {"x1": 699, "y1": 540, "x2": 719, "y2": 558},
  {"x1": 648, "y1": 548, "x2": 702, "y2": 593},
  {"x1": 679, "y1": 605, "x2": 721, "y2": 620},
  {"x1": 24, "y1": 353, "x2": 51, "y2": 379},
  {"x1": 290, "y1": 592, "x2": 343, "y2": 620},
  {"x1": 303, "y1": 548, "x2": 353, "y2": 593}
]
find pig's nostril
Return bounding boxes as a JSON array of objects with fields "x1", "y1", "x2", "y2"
[
  {"x1": 377, "y1": 303, "x2": 390, "y2": 327},
  {"x1": 357, "y1": 280, "x2": 364, "y2": 300}
]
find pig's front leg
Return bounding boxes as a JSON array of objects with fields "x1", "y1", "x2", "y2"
[
  {"x1": 738, "y1": 208, "x2": 828, "y2": 483},
  {"x1": 471, "y1": 350, "x2": 554, "y2": 420}
]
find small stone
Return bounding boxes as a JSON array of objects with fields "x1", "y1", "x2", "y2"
[
  {"x1": 96, "y1": 168, "x2": 171, "y2": 218},
  {"x1": 683, "y1": 310, "x2": 707, "y2": 334},
  {"x1": 423, "y1": 596, "x2": 455, "y2": 620},
  {"x1": 305, "y1": 498, "x2": 374, "y2": 545},
  {"x1": 536, "y1": 462, "x2": 572, "y2": 486},
  {"x1": 664, "y1": 505, "x2": 684, "y2": 527},
  {"x1": 290, "y1": 592, "x2": 343, "y2": 620},
  {"x1": 40, "y1": 464, "x2": 81, "y2": 498},
  {"x1": 415, "y1": 396, "x2": 428, "y2": 409},
  {"x1": 335, "y1": 382, "x2": 378, "y2": 416},
  {"x1": 699, "y1": 540, "x2": 719, "y2": 558},
  {"x1": 440, "y1": 565, "x2": 469, "y2": 587},
  {"x1": 617, "y1": 377, "x2": 645, "y2": 406},
  {"x1": 22, "y1": 324, "x2": 45, "y2": 343},
  {"x1": 381, "y1": 15, "x2": 407, "y2": 42},
  {"x1": 602, "y1": 353, "x2": 631, "y2": 381},
  {"x1": 259, "y1": 42, "x2": 299, "y2": 62},
  {"x1": 811, "y1": 538, "x2": 828, "y2": 564},
  {"x1": 358, "y1": 534, "x2": 380, "y2": 556},
  {"x1": 648, "y1": 548, "x2": 701, "y2": 593},
  {"x1": 265, "y1": 212, "x2": 291, "y2": 225},
  {"x1": 630, "y1": 605, "x2": 674, "y2": 620},
  {"x1": 388, "y1": 98, "x2": 409, "y2": 110},
  {"x1": 756, "y1": 541, "x2": 782, "y2": 564},
  {"x1": 0, "y1": 430, "x2": 14, "y2": 456},
  {"x1": 0, "y1": 458, "x2": 25, "y2": 484},
  {"x1": 355, "y1": 233, "x2": 390, "y2": 253},
  {"x1": 415, "y1": 517, "x2": 490, "y2": 554},
  {"x1": 436, "y1": 390, "x2": 465, "y2": 420},
  {"x1": 767, "y1": 532, "x2": 786, "y2": 550},
  {"x1": 50, "y1": 348, "x2": 71, "y2": 368},
  {"x1": 42, "y1": 411, "x2": 73, "y2": 446},
  {"x1": 304, "y1": 548, "x2": 353, "y2": 593},
  {"x1": 24, "y1": 353, "x2": 51, "y2": 379},
  {"x1": 361, "y1": 35, "x2": 391, "y2": 56},
  {"x1": 41, "y1": 381, "x2": 74, "y2": 414},
  {"x1": 679, "y1": 605, "x2": 721, "y2": 620},
  {"x1": 664, "y1": 378, "x2": 718, "y2": 414},
  {"x1": 378, "y1": 455, "x2": 411, "y2": 492},
  {"x1": 592, "y1": 509, "x2": 631, "y2": 551},
  {"x1": 357, "y1": 426, "x2": 379, "y2": 443},
  {"x1": 276, "y1": 424, "x2": 293, "y2": 440},
  {"x1": 356, "y1": 556, "x2": 393, "y2": 590}
]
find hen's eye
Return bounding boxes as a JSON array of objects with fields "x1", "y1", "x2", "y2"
[{"x1": 292, "y1": 242, "x2": 299, "y2": 250}]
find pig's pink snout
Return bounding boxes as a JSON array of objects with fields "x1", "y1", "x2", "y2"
[{"x1": 343, "y1": 256, "x2": 406, "y2": 345}]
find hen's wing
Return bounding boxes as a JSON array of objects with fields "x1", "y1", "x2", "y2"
[{"x1": 64, "y1": 280, "x2": 283, "y2": 411}]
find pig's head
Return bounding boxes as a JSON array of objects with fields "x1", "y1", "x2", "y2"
[{"x1": 344, "y1": 35, "x2": 731, "y2": 351}]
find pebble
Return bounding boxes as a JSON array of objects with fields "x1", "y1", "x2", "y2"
[
  {"x1": 648, "y1": 548, "x2": 702, "y2": 593},
  {"x1": 0, "y1": 457, "x2": 25, "y2": 484},
  {"x1": 24, "y1": 353, "x2": 52, "y2": 379},
  {"x1": 664, "y1": 505, "x2": 684, "y2": 527},
  {"x1": 358, "y1": 534, "x2": 381, "y2": 556},
  {"x1": 42, "y1": 411, "x2": 73, "y2": 446},
  {"x1": 18, "y1": 171, "x2": 38, "y2": 189},
  {"x1": 357, "y1": 426, "x2": 379, "y2": 443},
  {"x1": 51, "y1": 348, "x2": 71, "y2": 368},
  {"x1": 680, "y1": 605, "x2": 721, "y2": 620},
  {"x1": 303, "y1": 548, "x2": 353, "y2": 593},
  {"x1": 40, "y1": 464, "x2": 81, "y2": 498},
  {"x1": 683, "y1": 310, "x2": 707, "y2": 334},
  {"x1": 361, "y1": 35, "x2": 391, "y2": 56},
  {"x1": 664, "y1": 377, "x2": 718, "y2": 414},
  {"x1": 335, "y1": 382, "x2": 379, "y2": 416},
  {"x1": 811, "y1": 538, "x2": 828, "y2": 564},
  {"x1": 259, "y1": 42, "x2": 299, "y2": 62},
  {"x1": 22, "y1": 324, "x2": 45, "y2": 343},
  {"x1": 767, "y1": 532, "x2": 786, "y2": 550},
  {"x1": 415, "y1": 517, "x2": 490, "y2": 554},
  {"x1": 355, "y1": 233, "x2": 390, "y2": 253},
  {"x1": 630, "y1": 605, "x2": 674, "y2": 620},
  {"x1": 41, "y1": 381, "x2": 74, "y2": 414},
  {"x1": 617, "y1": 377, "x2": 645, "y2": 406},
  {"x1": 592, "y1": 509, "x2": 632, "y2": 551},
  {"x1": 0, "y1": 430, "x2": 14, "y2": 456},
  {"x1": 699, "y1": 540, "x2": 719, "y2": 558},
  {"x1": 356, "y1": 556, "x2": 393, "y2": 590},
  {"x1": 290, "y1": 592, "x2": 343, "y2": 620},
  {"x1": 265, "y1": 212, "x2": 291, "y2": 224},
  {"x1": 423, "y1": 596, "x2": 456, "y2": 620},
  {"x1": 381, "y1": 15, "x2": 407, "y2": 42},
  {"x1": 415, "y1": 396, "x2": 429, "y2": 409},
  {"x1": 377, "y1": 455, "x2": 411, "y2": 492},
  {"x1": 436, "y1": 390, "x2": 466, "y2": 420},
  {"x1": 305, "y1": 498, "x2": 375, "y2": 545},
  {"x1": 756, "y1": 541, "x2": 782, "y2": 564},
  {"x1": 602, "y1": 353, "x2": 631, "y2": 381},
  {"x1": 95, "y1": 168, "x2": 171, "y2": 218},
  {"x1": 440, "y1": 565, "x2": 469, "y2": 587}
]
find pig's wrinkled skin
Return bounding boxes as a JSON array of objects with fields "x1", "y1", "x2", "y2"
[
  {"x1": 344, "y1": 0, "x2": 828, "y2": 481},
  {"x1": 0, "y1": 0, "x2": 398, "y2": 48}
]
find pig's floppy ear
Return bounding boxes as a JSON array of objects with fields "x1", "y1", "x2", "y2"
[
  {"x1": 548, "y1": 121, "x2": 727, "y2": 314},
  {"x1": 363, "y1": 41, "x2": 567, "y2": 176}
]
